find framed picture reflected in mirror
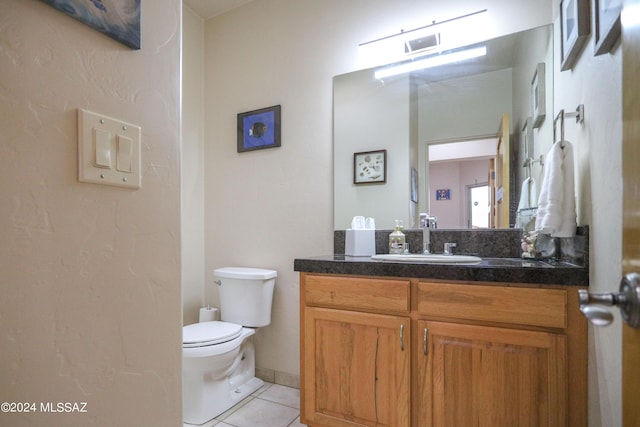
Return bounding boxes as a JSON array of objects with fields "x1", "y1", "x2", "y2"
[
  {"x1": 354, "y1": 150, "x2": 386, "y2": 184},
  {"x1": 531, "y1": 63, "x2": 546, "y2": 128}
]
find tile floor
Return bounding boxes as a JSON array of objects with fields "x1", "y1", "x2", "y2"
[{"x1": 184, "y1": 383, "x2": 304, "y2": 427}]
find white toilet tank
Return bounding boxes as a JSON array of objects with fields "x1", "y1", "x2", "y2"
[{"x1": 214, "y1": 267, "x2": 277, "y2": 327}]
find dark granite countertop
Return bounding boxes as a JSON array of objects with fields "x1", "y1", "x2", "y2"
[{"x1": 294, "y1": 255, "x2": 589, "y2": 287}]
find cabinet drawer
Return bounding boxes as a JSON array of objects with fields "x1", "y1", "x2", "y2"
[
  {"x1": 304, "y1": 275, "x2": 410, "y2": 313},
  {"x1": 417, "y1": 282, "x2": 567, "y2": 328}
]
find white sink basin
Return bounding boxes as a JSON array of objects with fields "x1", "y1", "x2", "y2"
[{"x1": 371, "y1": 253, "x2": 482, "y2": 265}]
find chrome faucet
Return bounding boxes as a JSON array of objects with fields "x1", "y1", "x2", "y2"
[
  {"x1": 419, "y1": 213, "x2": 437, "y2": 254},
  {"x1": 443, "y1": 242, "x2": 457, "y2": 255}
]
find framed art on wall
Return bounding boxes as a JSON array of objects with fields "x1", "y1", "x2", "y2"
[
  {"x1": 411, "y1": 167, "x2": 418, "y2": 203},
  {"x1": 560, "y1": 0, "x2": 591, "y2": 71},
  {"x1": 531, "y1": 63, "x2": 546, "y2": 128},
  {"x1": 237, "y1": 105, "x2": 281, "y2": 153},
  {"x1": 522, "y1": 116, "x2": 533, "y2": 160},
  {"x1": 436, "y1": 189, "x2": 451, "y2": 201},
  {"x1": 594, "y1": 0, "x2": 622, "y2": 55},
  {"x1": 39, "y1": 0, "x2": 141, "y2": 49},
  {"x1": 354, "y1": 150, "x2": 386, "y2": 184}
]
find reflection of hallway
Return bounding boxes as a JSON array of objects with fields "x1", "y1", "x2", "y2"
[{"x1": 428, "y1": 154, "x2": 492, "y2": 229}]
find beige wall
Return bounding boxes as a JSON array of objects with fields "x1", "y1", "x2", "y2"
[
  {"x1": 0, "y1": 1, "x2": 183, "y2": 426},
  {"x1": 182, "y1": 6, "x2": 206, "y2": 326},
  {"x1": 550, "y1": 1, "x2": 623, "y2": 426}
]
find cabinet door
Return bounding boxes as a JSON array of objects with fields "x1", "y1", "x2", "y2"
[
  {"x1": 303, "y1": 307, "x2": 410, "y2": 427},
  {"x1": 416, "y1": 320, "x2": 567, "y2": 427}
]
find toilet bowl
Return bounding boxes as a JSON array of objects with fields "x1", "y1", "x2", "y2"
[
  {"x1": 183, "y1": 321, "x2": 261, "y2": 424},
  {"x1": 182, "y1": 267, "x2": 276, "y2": 425}
]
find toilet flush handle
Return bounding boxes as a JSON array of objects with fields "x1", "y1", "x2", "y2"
[{"x1": 214, "y1": 280, "x2": 221, "y2": 286}]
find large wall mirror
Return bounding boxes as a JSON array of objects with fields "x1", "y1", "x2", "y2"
[{"x1": 334, "y1": 24, "x2": 553, "y2": 230}]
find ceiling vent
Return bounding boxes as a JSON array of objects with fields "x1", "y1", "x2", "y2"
[{"x1": 404, "y1": 33, "x2": 441, "y2": 56}]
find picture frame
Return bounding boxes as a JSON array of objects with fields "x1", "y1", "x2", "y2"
[
  {"x1": 354, "y1": 150, "x2": 386, "y2": 184},
  {"x1": 531, "y1": 63, "x2": 546, "y2": 128},
  {"x1": 560, "y1": 0, "x2": 591, "y2": 71},
  {"x1": 39, "y1": 0, "x2": 141, "y2": 49},
  {"x1": 411, "y1": 167, "x2": 418, "y2": 203},
  {"x1": 522, "y1": 116, "x2": 533, "y2": 159},
  {"x1": 594, "y1": 0, "x2": 622, "y2": 56},
  {"x1": 237, "y1": 105, "x2": 281, "y2": 153},
  {"x1": 436, "y1": 189, "x2": 451, "y2": 201}
]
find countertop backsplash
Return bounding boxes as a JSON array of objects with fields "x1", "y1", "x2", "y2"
[{"x1": 334, "y1": 226, "x2": 589, "y2": 267}]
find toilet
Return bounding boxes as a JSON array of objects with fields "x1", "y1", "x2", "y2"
[{"x1": 182, "y1": 267, "x2": 277, "y2": 425}]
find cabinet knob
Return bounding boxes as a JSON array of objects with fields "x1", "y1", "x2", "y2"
[{"x1": 578, "y1": 272, "x2": 640, "y2": 328}]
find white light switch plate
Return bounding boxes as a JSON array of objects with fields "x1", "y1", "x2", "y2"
[{"x1": 78, "y1": 108, "x2": 141, "y2": 189}]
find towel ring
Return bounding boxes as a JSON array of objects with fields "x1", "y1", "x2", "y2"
[{"x1": 553, "y1": 105, "x2": 584, "y2": 148}]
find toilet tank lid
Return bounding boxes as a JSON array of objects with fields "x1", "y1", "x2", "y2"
[{"x1": 214, "y1": 267, "x2": 277, "y2": 280}]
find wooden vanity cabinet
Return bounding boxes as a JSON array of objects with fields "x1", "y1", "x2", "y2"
[
  {"x1": 415, "y1": 281, "x2": 586, "y2": 427},
  {"x1": 300, "y1": 274, "x2": 587, "y2": 427},
  {"x1": 301, "y1": 274, "x2": 411, "y2": 427},
  {"x1": 416, "y1": 320, "x2": 566, "y2": 426}
]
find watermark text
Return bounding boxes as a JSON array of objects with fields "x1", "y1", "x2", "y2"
[{"x1": 1, "y1": 401, "x2": 88, "y2": 413}]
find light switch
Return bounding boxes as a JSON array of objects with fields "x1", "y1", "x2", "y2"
[
  {"x1": 117, "y1": 134, "x2": 133, "y2": 172},
  {"x1": 94, "y1": 128, "x2": 112, "y2": 168},
  {"x1": 78, "y1": 108, "x2": 142, "y2": 189}
]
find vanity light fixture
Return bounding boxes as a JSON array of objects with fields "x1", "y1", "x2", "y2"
[
  {"x1": 374, "y1": 45, "x2": 487, "y2": 79},
  {"x1": 358, "y1": 9, "x2": 488, "y2": 69},
  {"x1": 404, "y1": 32, "x2": 441, "y2": 56}
]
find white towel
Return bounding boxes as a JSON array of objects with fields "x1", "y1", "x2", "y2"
[
  {"x1": 517, "y1": 177, "x2": 537, "y2": 211},
  {"x1": 535, "y1": 140, "x2": 576, "y2": 237}
]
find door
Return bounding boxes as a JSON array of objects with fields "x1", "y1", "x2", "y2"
[
  {"x1": 489, "y1": 159, "x2": 496, "y2": 228},
  {"x1": 622, "y1": 1, "x2": 640, "y2": 424},
  {"x1": 467, "y1": 183, "x2": 490, "y2": 228},
  {"x1": 303, "y1": 307, "x2": 411, "y2": 427},
  {"x1": 493, "y1": 114, "x2": 510, "y2": 228},
  {"x1": 416, "y1": 320, "x2": 567, "y2": 427}
]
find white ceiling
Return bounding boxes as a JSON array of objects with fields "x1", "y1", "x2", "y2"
[{"x1": 183, "y1": 0, "x2": 255, "y2": 19}]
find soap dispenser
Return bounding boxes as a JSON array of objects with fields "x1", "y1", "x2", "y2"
[{"x1": 389, "y1": 220, "x2": 405, "y2": 254}]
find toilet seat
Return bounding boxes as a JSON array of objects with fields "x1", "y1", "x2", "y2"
[
  {"x1": 183, "y1": 325, "x2": 255, "y2": 359},
  {"x1": 183, "y1": 321, "x2": 242, "y2": 348}
]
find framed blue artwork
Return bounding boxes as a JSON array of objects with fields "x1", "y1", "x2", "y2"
[
  {"x1": 436, "y1": 189, "x2": 451, "y2": 200},
  {"x1": 40, "y1": 0, "x2": 141, "y2": 49},
  {"x1": 237, "y1": 105, "x2": 281, "y2": 153}
]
